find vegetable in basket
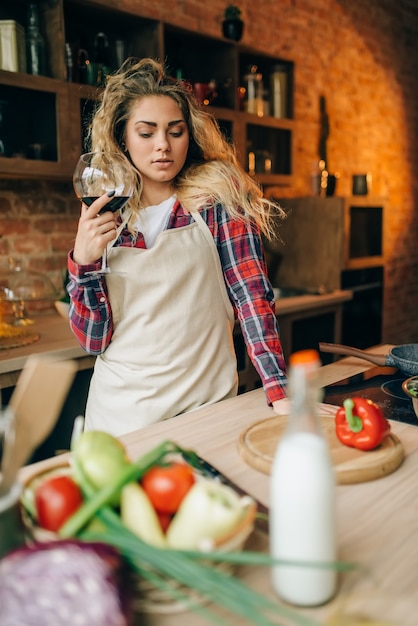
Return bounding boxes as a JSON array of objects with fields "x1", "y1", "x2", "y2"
[
  {"x1": 120, "y1": 482, "x2": 166, "y2": 547},
  {"x1": 35, "y1": 474, "x2": 83, "y2": 532},
  {"x1": 166, "y1": 480, "x2": 246, "y2": 549},
  {"x1": 72, "y1": 430, "x2": 129, "y2": 505},
  {"x1": 141, "y1": 461, "x2": 195, "y2": 513}
]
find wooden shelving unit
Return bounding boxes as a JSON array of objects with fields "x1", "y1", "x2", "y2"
[{"x1": 0, "y1": 0, "x2": 295, "y2": 185}]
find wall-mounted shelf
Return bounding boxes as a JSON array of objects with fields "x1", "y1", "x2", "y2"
[{"x1": 0, "y1": 0, "x2": 295, "y2": 183}]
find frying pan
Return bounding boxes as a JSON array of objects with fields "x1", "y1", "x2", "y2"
[{"x1": 319, "y1": 342, "x2": 418, "y2": 376}]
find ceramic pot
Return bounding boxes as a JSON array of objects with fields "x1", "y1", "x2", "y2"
[{"x1": 222, "y1": 19, "x2": 244, "y2": 42}]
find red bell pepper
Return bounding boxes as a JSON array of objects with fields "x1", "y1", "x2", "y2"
[{"x1": 335, "y1": 397, "x2": 391, "y2": 451}]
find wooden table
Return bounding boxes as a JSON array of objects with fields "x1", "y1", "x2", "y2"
[{"x1": 20, "y1": 345, "x2": 418, "y2": 626}]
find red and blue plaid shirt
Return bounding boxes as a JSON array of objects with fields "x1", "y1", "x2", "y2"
[{"x1": 67, "y1": 200, "x2": 287, "y2": 404}]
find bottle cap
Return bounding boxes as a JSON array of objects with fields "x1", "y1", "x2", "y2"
[{"x1": 289, "y1": 349, "x2": 320, "y2": 366}]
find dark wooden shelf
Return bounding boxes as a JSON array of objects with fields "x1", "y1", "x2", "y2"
[{"x1": 0, "y1": 1, "x2": 295, "y2": 183}]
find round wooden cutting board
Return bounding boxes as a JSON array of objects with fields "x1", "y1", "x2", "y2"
[{"x1": 238, "y1": 415, "x2": 404, "y2": 484}]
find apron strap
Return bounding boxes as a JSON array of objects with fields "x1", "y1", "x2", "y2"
[
  {"x1": 190, "y1": 210, "x2": 235, "y2": 322},
  {"x1": 107, "y1": 209, "x2": 132, "y2": 253}
]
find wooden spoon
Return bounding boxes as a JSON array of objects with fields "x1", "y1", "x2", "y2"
[{"x1": 0, "y1": 355, "x2": 77, "y2": 496}]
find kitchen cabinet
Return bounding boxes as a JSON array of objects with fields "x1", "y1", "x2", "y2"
[
  {"x1": 0, "y1": 71, "x2": 73, "y2": 178},
  {"x1": 271, "y1": 196, "x2": 386, "y2": 348},
  {"x1": 0, "y1": 0, "x2": 294, "y2": 184},
  {"x1": 234, "y1": 290, "x2": 353, "y2": 393}
]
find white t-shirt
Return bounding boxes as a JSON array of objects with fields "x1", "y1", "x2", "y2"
[{"x1": 134, "y1": 195, "x2": 176, "y2": 248}]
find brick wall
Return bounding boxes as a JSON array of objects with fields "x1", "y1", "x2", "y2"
[
  {"x1": 0, "y1": 0, "x2": 417, "y2": 343},
  {"x1": 0, "y1": 180, "x2": 79, "y2": 297}
]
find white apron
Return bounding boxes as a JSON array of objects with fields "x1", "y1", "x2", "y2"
[{"x1": 85, "y1": 210, "x2": 238, "y2": 436}]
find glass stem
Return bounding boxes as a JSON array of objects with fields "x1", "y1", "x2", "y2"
[{"x1": 101, "y1": 249, "x2": 109, "y2": 272}]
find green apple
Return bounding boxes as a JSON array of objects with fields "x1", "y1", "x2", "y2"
[{"x1": 73, "y1": 430, "x2": 129, "y2": 504}]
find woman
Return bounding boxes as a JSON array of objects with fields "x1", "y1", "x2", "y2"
[{"x1": 68, "y1": 58, "x2": 287, "y2": 436}]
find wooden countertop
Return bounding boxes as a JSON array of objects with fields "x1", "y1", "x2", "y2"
[
  {"x1": 19, "y1": 345, "x2": 418, "y2": 626},
  {"x1": 0, "y1": 290, "x2": 352, "y2": 388},
  {"x1": 275, "y1": 288, "x2": 352, "y2": 315},
  {"x1": 0, "y1": 312, "x2": 95, "y2": 388}
]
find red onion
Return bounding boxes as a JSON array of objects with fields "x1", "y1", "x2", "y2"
[{"x1": 0, "y1": 540, "x2": 133, "y2": 625}]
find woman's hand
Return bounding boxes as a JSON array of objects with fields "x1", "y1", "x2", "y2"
[
  {"x1": 73, "y1": 193, "x2": 118, "y2": 266},
  {"x1": 272, "y1": 398, "x2": 291, "y2": 415},
  {"x1": 273, "y1": 398, "x2": 339, "y2": 417}
]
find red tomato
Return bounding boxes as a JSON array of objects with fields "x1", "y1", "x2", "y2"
[
  {"x1": 157, "y1": 511, "x2": 173, "y2": 533},
  {"x1": 35, "y1": 474, "x2": 84, "y2": 532},
  {"x1": 141, "y1": 463, "x2": 195, "y2": 514}
]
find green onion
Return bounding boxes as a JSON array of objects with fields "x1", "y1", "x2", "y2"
[{"x1": 82, "y1": 515, "x2": 321, "y2": 626}]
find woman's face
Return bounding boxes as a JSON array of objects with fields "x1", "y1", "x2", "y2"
[{"x1": 125, "y1": 95, "x2": 189, "y2": 192}]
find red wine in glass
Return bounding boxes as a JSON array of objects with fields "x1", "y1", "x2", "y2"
[{"x1": 81, "y1": 196, "x2": 131, "y2": 214}]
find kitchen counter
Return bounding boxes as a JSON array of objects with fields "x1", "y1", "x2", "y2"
[
  {"x1": 274, "y1": 288, "x2": 352, "y2": 363},
  {"x1": 0, "y1": 312, "x2": 95, "y2": 389},
  {"x1": 274, "y1": 288, "x2": 352, "y2": 315},
  {"x1": 20, "y1": 345, "x2": 418, "y2": 626},
  {"x1": 0, "y1": 290, "x2": 352, "y2": 390}
]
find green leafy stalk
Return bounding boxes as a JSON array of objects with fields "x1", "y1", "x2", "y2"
[
  {"x1": 133, "y1": 566, "x2": 235, "y2": 626},
  {"x1": 82, "y1": 514, "x2": 321, "y2": 626}
]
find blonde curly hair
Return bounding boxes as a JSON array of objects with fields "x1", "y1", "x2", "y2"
[{"x1": 88, "y1": 57, "x2": 285, "y2": 237}]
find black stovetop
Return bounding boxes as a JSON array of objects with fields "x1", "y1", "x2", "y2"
[{"x1": 323, "y1": 366, "x2": 418, "y2": 426}]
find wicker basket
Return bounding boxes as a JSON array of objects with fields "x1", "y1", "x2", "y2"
[
  {"x1": 20, "y1": 461, "x2": 257, "y2": 613},
  {"x1": 134, "y1": 497, "x2": 256, "y2": 614}
]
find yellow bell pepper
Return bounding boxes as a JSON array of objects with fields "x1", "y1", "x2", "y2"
[{"x1": 166, "y1": 479, "x2": 244, "y2": 550}]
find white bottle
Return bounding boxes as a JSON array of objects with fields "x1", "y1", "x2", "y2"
[{"x1": 270, "y1": 349, "x2": 337, "y2": 606}]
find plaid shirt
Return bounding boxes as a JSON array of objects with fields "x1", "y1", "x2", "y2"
[{"x1": 68, "y1": 200, "x2": 287, "y2": 404}]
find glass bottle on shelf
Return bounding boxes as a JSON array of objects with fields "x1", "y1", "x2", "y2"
[
  {"x1": 26, "y1": 2, "x2": 47, "y2": 76},
  {"x1": 243, "y1": 65, "x2": 264, "y2": 117},
  {"x1": 270, "y1": 64, "x2": 288, "y2": 118},
  {"x1": 270, "y1": 349, "x2": 337, "y2": 607},
  {"x1": 92, "y1": 32, "x2": 111, "y2": 87},
  {"x1": 77, "y1": 36, "x2": 93, "y2": 85}
]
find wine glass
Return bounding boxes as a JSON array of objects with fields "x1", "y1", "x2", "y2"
[{"x1": 73, "y1": 152, "x2": 134, "y2": 275}]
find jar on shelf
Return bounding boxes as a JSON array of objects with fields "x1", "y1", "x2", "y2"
[
  {"x1": 243, "y1": 65, "x2": 264, "y2": 117},
  {"x1": 248, "y1": 150, "x2": 272, "y2": 176},
  {"x1": 0, "y1": 20, "x2": 26, "y2": 73},
  {"x1": 270, "y1": 64, "x2": 288, "y2": 118}
]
